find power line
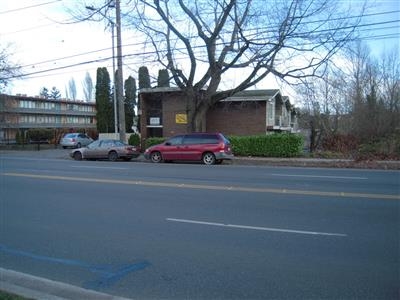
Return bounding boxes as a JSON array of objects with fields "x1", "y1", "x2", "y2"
[
  {"x1": 4, "y1": 6, "x2": 399, "y2": 81},
  {"x1": 8, "y1": 27, "x2": 399, "y2": 82},
  {"x1": 0, "y1": 0, "x2": 61, "y2": 15},
  {"x1": 9, "y1": 29, "x2": 400, "y2": 81},
  {"x1": 13, "y1": 16, "x2": 399, "y2": 71}
]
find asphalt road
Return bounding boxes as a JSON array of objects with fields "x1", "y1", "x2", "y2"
[{"x1": 0, "y1": 153, "x2": 399, "y2": 299}]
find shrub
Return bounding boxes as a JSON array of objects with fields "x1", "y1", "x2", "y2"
[
  {"x1": 145, "y1": 137, "x2": 166, "y2": 149},
  {"x1": 15, "y1": 131, "x2": 22, "y2": 144},
  {"x1": 322, "y1": 134, "x2": 359, "y2": 154},
  {"x1": 26, "y1": 129, "x2": 53, "y2": 143},
  {"x1": 128, "y1": 133, "x2": 140, "y2": 146},
  {"x1": 229, "y1": 134, "x2": 303, "y2": 157},
  {"x1": 356, "y1": 133, "x2": 400, "y2": 160}
]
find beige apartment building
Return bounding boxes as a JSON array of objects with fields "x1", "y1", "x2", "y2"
[{"x1": 0, "y1": 94, "x2": 97, "y2": 144}]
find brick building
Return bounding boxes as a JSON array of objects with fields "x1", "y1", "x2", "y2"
[
  {"x1": 0, "y1": 94, "x2": 97, "y2": 143},
  {"x1": 139, "y1": 88, "x2": 297, "y2": 140}
]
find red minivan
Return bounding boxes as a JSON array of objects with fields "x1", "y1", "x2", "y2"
[{"x1": 144, "y1": 133, "x2": 234, "y2": 165}]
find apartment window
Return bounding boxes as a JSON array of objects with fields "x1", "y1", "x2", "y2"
[{"x1": 19, "y1": 100, "x2": 34, "y2": 108}]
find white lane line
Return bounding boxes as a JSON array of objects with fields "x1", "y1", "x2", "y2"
[
  {"x1": 270, "y1": 174, "x2": 367, "y2": 180},
  {"x1": 70, "y1": 165, "x2": 128, "y2": 170},
  {"x1": 166, "y1": 218, "x2": 347, "y2": 237}
]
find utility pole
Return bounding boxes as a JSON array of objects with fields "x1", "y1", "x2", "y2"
[
  {"x1": 111, "y1": 22, "x2": 118, "y2": 136},
  {"x1": 115, "y1": 0, "x2": 126, "y2": 142},
  {"x1": 85, "y1": 3, "x2": 118, "y2": 136}
]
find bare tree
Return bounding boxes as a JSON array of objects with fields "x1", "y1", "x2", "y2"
[
  {"x1": 0, "y1": 43, "x2": 20, "y2": 91},
  {"x1": 130, "y1": 0, "x2": 365, "y2": 131},
  {"x1": 297, "y1": 68, "x2": 349, "y2": 152},
  {"x1": 299, "y1": 40, "x2": 400, "y2": 154},
  {"x1": 68, "y1": 77, "x2": 77, "y2": 100},
  {"x1": 83, "y1": 71, "x2": 94, "y2": 102},
  {"x1": 380, "y1": 49, "x2": 400, "y2": 114}
]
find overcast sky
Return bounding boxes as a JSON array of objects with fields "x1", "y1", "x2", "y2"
[{"x1": 0, "y1": 0, "x2": 399, "y2": 101}]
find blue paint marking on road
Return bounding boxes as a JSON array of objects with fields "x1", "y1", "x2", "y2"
[
  {"x1": 0, "y1": 243, "x2": 150, "y2": 289},
  {"x1": 0, "y1": 244, "x2": 93, "y2": 269},
  {"x1": 84, "y1": 261, "x2": 151, "y2": 289}
]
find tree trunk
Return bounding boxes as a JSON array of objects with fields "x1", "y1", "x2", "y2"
[{"x1": 190, "y1": 104, "x2": 208, "y2": 132}]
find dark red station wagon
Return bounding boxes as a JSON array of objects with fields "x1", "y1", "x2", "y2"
[{"x1": 144, "y1": 133, "x2": 234, "y2": 165}]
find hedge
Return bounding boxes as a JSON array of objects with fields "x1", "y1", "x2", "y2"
[
  {"x1": 144, "y1": 133, "x2": 303, "y2": 157},
  {"x1": 26, "y1": 129, "x2": 54, "y2": 143},
  {"x1": 229, "y1": 134, "x2": 303, "y2": 157}
]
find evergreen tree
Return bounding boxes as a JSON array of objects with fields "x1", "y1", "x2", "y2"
[
  {"x1": 138, "y1": 66, "x2": 151, "y2": 89},
  {"x1": 95, "y1": 67, "x2": 113, "y2": 133},
  {"x1": 50, "y1": 87, "x2": 61, "y2": 99},
  {"x1": 157, "y1": 69, "x2": 170, "y2": 87},
  {"x1": 39, "y1": 87, "x2": 49, "y2": 99},
  {"x1": 124, "y1": 76, "x2": 137, "y2": 132}
]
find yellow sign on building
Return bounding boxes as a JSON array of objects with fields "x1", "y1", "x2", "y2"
[{"x1": 175, "y1": 113, "x2": 187, "y2": 124}]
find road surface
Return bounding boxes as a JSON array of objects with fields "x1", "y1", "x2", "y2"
[{"x1": 1, "y1": 154, "x2": 399, "y2": 299}]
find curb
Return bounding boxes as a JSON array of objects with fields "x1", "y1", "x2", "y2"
[
  {"x1": 1, "y1": 149, "x2": 399, "y2": 169},
  {"x1": 0, "y1": 268, "x2": 132, "y2": 300}
]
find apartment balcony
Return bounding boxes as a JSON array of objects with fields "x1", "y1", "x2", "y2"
[
  {"x1": 1, "y1": 107, "x2": 96, "y2": 116},
  {"x1": 0, "y1": 122, "x2": 96, "y2": 129}
]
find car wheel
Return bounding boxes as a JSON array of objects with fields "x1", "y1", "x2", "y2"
[
  {"x1": 62, "y1": 146, "x2": 67, "y2": 149},
  {"x1": 76, "y1": 142, "x2": 81, "y2": 148},
  {"x1": 123, "y1": 157, "x2": 132, "y2": 161},
  {"x1": 215, "y1": 159, "x2": 223, "y2": 165},
  {"x1": 108, "y1": 151, "x2": 118, "y2": 161},
  {"x1": 202, "y1": 152, "x2": 216, "y2": 165},
  {"x1": 150, "y1": 151, "x2": 162, "y2": 163},
  {"x1": 73, "y1": 151, "x2": 82, "y2": 161}
]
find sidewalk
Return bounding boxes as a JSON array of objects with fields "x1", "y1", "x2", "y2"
[
  {"x1": 230, "y1": 156, "x2": 400, "y2": 169},
  {"x1": 0, "y1": 268, "x2": 131, "y2": 300}
]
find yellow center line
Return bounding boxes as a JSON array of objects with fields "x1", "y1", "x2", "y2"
[{"x1": 3, "y1": 172, "x2": 399, "y2": 200}]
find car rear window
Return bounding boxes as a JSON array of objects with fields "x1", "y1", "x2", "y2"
[{"x1": 219, "y1": 133, "x2": 231, "y2": 144}]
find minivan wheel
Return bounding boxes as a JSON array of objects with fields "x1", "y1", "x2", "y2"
[
  {"x1": 73, "y1": 151, "x2": 82, "y2": 161},
  {"x1": 108, "y1": 151, "x2": 118, "y2": 161},
  {"x1": 151, "y1": 151, "x2": 162, "y2": 163},
  {"x1": 202, "y1": 152, "x2": 216, "y2": 165}
]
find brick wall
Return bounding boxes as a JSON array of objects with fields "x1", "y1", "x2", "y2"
[
  {"x1": 207, "y1": 101, "x2": 266, "y2": 135},
  {"x1": 140, "y1": 91, "x2": 268, "y2": 139},
  {"x1": 162, "y1": 94, "x2": 189, "y2": 137},
  {"x1": 140, "y1": 92, "x2": 190, "y2": 140}
]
